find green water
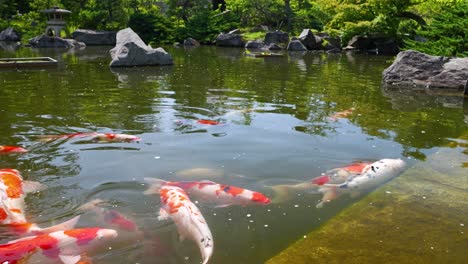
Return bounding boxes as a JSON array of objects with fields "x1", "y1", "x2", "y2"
[{"x1": 0, "y1": 46, "x2": 466, "y2": 264}]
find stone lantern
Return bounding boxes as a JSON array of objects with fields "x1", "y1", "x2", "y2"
[{"x1": 41, "y1": 6, "x2": 71, "y2": 37}]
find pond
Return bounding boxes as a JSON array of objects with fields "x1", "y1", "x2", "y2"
[{"x1": 0, "y1": 46, "x2": 466, "y2": 264}]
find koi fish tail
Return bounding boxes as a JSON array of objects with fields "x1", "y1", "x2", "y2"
[
  {"x1": 143, "y1": 178, "x2": 168, "y2": 195},
  {"x1": 34, "y1": 215, "x2": 81, "y2": 234},
  {"x1": 316, "y1": 185, "x2": 338, "y2": 208}
]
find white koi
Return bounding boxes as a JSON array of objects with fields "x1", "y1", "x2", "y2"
[{"x1": 157, "y1": 186, "x2": 213, "y2": 264}]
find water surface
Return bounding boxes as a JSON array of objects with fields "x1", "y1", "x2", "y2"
[{"x1": 0, "y1": 46, "x2": 466, "y2": 263}]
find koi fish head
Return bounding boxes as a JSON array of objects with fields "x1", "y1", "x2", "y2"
[
  {"x1": 0, "y1": 169, "x2": 24, "y2": 199},
  {"x1": 0, "y1": 146, "x2": 28, "y2": 153},
  {"x1": 251, "y1": 192, "x2": 271, "y2": 204},
  {"x1": 346, "y1": 158, "x2": 406, "y2": 189}
]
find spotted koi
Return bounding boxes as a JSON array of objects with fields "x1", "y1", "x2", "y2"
[
  {"x1": 0, "y1": 169, "x2": 80, "y2": 235},
  {"x1": 144, "y1": 178, "x2": 271, "y2": 207},
  {"x1": 156, "y1": 186, "x2": 213, "y2": 264},
  {"x1": 0, "y1": 228, "x2": 117, "y2": 264}
]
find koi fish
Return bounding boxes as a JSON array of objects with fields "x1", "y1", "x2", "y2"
[
  {"x1": 144, "y1": 178, "x2": 271, "y2": 207},
  {"x1": 269, "y1": 161, "x2": 373, "y2": 203},
  {"x1": 79, "y1": 199, "x2": 137, "y2": 232},
  {"x1": 36, "y1": 132, "x2": 140, "y2": 143},
  {"x1": 197, "y1": 119, "x2": 221, "y2": 125},
  {"x1": 0, "y1": 227, "x2": 118, "y2": 264},
  {"x1": 0, "y1": 145, "x2": 28, "y2": 154},
  {"x1": 0, "y1": 169, "x2": 80, "y2": 235},
  {"x1": 316, "y1": 158, "x2": 406, "y2": 208},
  {"x1": 91, "y1": 133, "x2": 141, "y2": 142},
  {"x1": 156, "y1": 186, "x2": 213, "y2": 264},
  {"x1": 36, "y1": 132, "x2": 98, "y2": 142},
  {"x1": 328, "y1": 107, "x2": 355, "y2": 121}
]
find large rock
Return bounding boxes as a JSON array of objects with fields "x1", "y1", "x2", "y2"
[
  {"x1": 29, "y1": 35, "x2": 86, "y2": 48},
  {"x1": 382, "y1": 50, "x2": 468, "y2": 93},
  {"x1": 265, "y1": 30, "x2": 289, "y2": 44},
  {"x1": 0, "y1": 27, "x2": 20, "y2": 41},
  {"x1": 346, "y1": 35, "x2": 399, "y2": 54},
  {"x1": 298, "y1": 29, "x2": 321, "y2": 50},
  {"x1": 109, "y1": 28, "x2": 173, "y2": 67},
  {"x1": 71, "y1": 29, "x2": 116, "y2": 45},
  {"x1": 216, "y1": 33, "x2": 245, "y2": 47},
  {"x1": 286, "y1": 39, "x2": 307, "y2": 51},
  {"x1": 245, "y1": 40, "x2": 265, "y2": 50},
  {"x1": 183, "y1": 37, "x2": 200, "y2": 46}
]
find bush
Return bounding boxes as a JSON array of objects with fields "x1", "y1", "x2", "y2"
[
  {"x1": 404, "y1": 1, "x2": 467, "y2": 57},
  {"x1": 128, "y1": 11, "x2": 175, "y2": 44}
]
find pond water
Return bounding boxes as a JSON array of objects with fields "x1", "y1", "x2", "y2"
[{"x1": 0, "y1": 46, "x2": 466, "y2": 264}]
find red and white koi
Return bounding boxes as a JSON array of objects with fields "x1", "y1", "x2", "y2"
[
  {"x1": 269, "y1": 161, "x2": 373, "y2": 203},
  {"x1": 79, "y1": 199, "x2": 137, "y2": 232},
  {"x1": 0, "y1": 169, "x2": 80, "y2": 235},
  {"x1": 156, "y1": 186, "x2": 213, "y2": 264},
  {"x1": 144, "y1": 178, "x2": 271, "y2": 207},
  {"x1": 0, "y1": 145, "x2": 28, "y2": 154},
  {"x1": 91, "y1": 133, "x2": 141, "y2": 142},
  {"x1": 316, "y1": 158, "x2": 406, "y2": 208},
  {"x1": 36, "y1": 132, "x2": 98, "y2": 142},
  {"x1": 0, "y1": 227, "x2": 118, "y2": 264}
]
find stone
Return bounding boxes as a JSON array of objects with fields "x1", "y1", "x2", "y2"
[
  {"x1": 0, "y1": 41, "x2": 21, "y2": 51},
  {"x1": 326, "y1": 48, "x2": 341, "y2": 54},
  {"x1": 266, "y1": 43, "x2": 284, "y2": 50},
  {"x1": 286, "y1": 39, "x2": 307, "y2": 51},
  {"x1": 245, "y1": 40, "x2": 265, "y2": 50},
  {"x1": 109, "y1": 27, "x2": 173, "y2": 67},
  {"x1": 29, "y1": 35, "x2": 86, "y2": 48},
  {"x1": 382, "y1": 50, "x2": 468, "y2": 93},
  {"x1": 71, "y1": 29, "x2": 116, "y2": 45},
  {"x1": 0, "y1": 27, "x2": 20, "y2": 41},
  {"x1": 298, "y1": 29, "x2": 321, "y2": 50},
  {"x1": 346, "y1": 34, "x2": 399, "y2": 54},
  {"x1": 264, "y1": 30, "x2": 289, "y2": 44},
  {"x1": 183, "y1": 38, "x2": 200, "y2": 46},
  {"x1": 215, "y1": 33, "x2": 245, "y2": 47}
]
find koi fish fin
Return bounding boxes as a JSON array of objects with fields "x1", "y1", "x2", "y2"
[
  {"x1": 23, "y1": 180, "x2": 47, "y2": 193},
  {"x1": 200, "y1": 180, "x2": 216, "y2": 183},
  {"x1": 158, "y1": 208, "x2": 170, "y2": 221},
  {"x1": 214, "y1": 204, "x2": 231, "y2": 208},
  {"x1": 78, "y1": 199, "x2": 105, "y2": 211},
  {"x1": 143, "y1": 178, "x2": 167, "y2": 195},
  {"x1": 316, "y1": 185, "x2": 338, "y2": 208},
  {"x1": 39, "y1": 215, "x2": 81, "y2": 234},
  {"x1": 59, "y1": 254, "x2": 82, "y2": 264},
  {"x1": 7, "y1": 234, "x2": 37, "y2": 244}
]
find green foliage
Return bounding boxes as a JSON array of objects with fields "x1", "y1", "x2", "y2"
[
  {"x1": 128, "y1": 9, "x2": 175, "y2": 44},
  {"x1": 404, "y1": 1, "x2": 467, "y2": 57}
]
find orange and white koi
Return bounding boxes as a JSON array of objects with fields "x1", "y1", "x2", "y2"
[
  {"x1": 79, "y1": 199, "x2": 137, "y2": 232},
  {"x1": 0, "y1": 227, "x2": 118, "y2": 264},
  {"x1": 269, "y1": 161, "x2": 373, "y2": 203},
  {"x1": 144, "y1": 178, "x2": 271, "y2": 207},
  {"x1": 0, "y1": 145, "x2": 28, "y2": 154},
  {"x1": 316, "y1": 158, "x2": 406, "y2": 208},
  {"x1": 156, "y1": 186, "x2": 213, "y2": 264},
  {"x1": 0, "y1": 169, "x2": 80, "y2": 235},
  {"x1": 328, "y1": 107, "x2": 355, "y2": 121}
]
